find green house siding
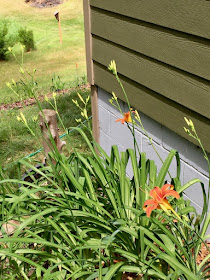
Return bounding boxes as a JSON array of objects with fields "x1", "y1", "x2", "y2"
[{"x1": 90, "y1": 0, "x2": 210, "y2": 152}]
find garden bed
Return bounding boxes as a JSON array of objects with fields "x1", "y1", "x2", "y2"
[{"x1": 25, "y1": 0, "x2": 63, "y2": 8}]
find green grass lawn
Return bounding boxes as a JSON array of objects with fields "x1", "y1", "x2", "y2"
[
  {"x1": 0, "y1": 87, "x2": 91, "y2": 178},
  {"x1": 0, "y1": 0, "x2": 86, "y2": 104}
]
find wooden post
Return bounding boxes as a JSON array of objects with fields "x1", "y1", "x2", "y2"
[
  {"x1": 83, "y1": 0, "x2": 94, "y2": 85},
  {"x1": 91, "y1": 85, "x2": 99, "y2": 144},
  {"x1": 54, "y1": 11, "x2": 62, "y2": 44},
  {"x1": 83, "y1": 0, "x2": 100, "y2": 145},
  {"x1": 39, "y1": 109, "x2": 65, "y2": 163}
]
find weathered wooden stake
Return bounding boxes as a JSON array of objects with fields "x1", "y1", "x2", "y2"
[
  {"x1": 39, "y1": 109, "x2": 65, "y2": 163},
  {"x1": 54, "y1": 11, "x2": 62, "y2": 44}
]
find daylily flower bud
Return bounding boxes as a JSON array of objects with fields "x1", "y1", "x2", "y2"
[
  {"x1": 20, "y1": 112, "x2": 27, "y2": 124},
  {"x1": 32, "y1": 116, "x2": 38, "y2": 122},
  {"x1": 21, "y1": 45, "x2": 25, "y2": 51},
  {"x1": 83, "y1": 109, "x2": 88, "y2": 119},
  {"x1": 108, "y1": 60, "x2": 117, "y2": 75},
  {"x1": 77, "y1": 92, "x2": 85, "y2": 104},
  {"x1": 184, "y1": 127, "x2": 190, "y2": 135},
  {"x1": 72, "y1": 99, "x2": 78, "y2": 106},
  {"x1": 19, "y1": 67, "x2": 24, "y2": 74},
  {"x1": 86, "y1": 96, "x2": 90, "y2": 103},
  {"x1": 112, "y1": 92, "x2": 117, "y2": 101}
]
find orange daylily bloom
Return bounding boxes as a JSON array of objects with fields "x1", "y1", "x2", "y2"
[
  {"x1": 116, "y1": 111, "x2": 134, "y2": 124},
  {"x1": 143, "y1": 184, "x2": 180, "y2": 218}
]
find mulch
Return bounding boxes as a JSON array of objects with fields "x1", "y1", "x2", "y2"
[
  {"x1": 0, "y1": 84, "x2": 90, "y2": 111},
  {"x1": 25, "y1": 0, "x2": 63, "y2": 8}
]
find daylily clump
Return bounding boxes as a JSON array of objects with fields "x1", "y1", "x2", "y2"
[{"x1": 143, "y1": 184, "x2": 180, "y2": 218}]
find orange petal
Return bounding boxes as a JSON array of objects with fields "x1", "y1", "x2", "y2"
[
  {"x1": 143, "y1": 199, "x2": 156, "y2": 207},
  {"x1": 161, "y1": 198, "x2": 174, "y2": 211},
  {"x1": 146, "y1": 204, "x2": 158, "y2": 217},
  {"x1": 161, "y1": 184, "x2": 174, "y2": 193},
  {"x1": 115, "y1": 118, "x2": 125, "y2": 124},
  {"x1": 163, "y1": 190, "x2": 180, "y2": 199},
  {"x1": 150, "y1": 187, "x2": 162, "y2": 201}
]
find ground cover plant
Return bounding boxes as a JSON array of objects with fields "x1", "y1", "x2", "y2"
[
  {"x1": 0, "y1": 0, "x2": 86, "y2": 104},
  {"x1": 0, "y1": 61, "x2": 210, "y2": 279}
]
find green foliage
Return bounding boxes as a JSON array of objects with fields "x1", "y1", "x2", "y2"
[
  {"x1": 0, "y1": 22, "x2": 9, "y2": 60},
  {"x1": 18, "y1": 27, "x2": 35, "y2": 52},
  {"x1": 50, "y1": 74, "x2": 66, "y2": 92},
  {"x1": 0, "y1": 62, "x2": 209, "y2": 279},
  {"x1": 0, "y1": 130, "x2": 209, "y2": 279},
  {"x1": 7, "y1": 45, "x2": 38, "y2": 99}
]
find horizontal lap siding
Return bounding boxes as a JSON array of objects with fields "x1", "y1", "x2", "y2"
[
  {"x1": 90, "y1": 0, "x2": 210, "y2": 39},
  {"x1": 91, "y1": 9, "x2": 210, "y2": 81},
  {"x1": 92, "y1": 36, "x2": 210, "y2": 119},
  {"x1": 89, "y1": 1, "x2": 210, "y2": 151},
  {"x1": 94, "y1": 62, "x2": 210, "y2": 151}
]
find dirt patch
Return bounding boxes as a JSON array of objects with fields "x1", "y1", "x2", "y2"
[{"x1": 25, "y1": 0, "x2": 63, "y2": 8}]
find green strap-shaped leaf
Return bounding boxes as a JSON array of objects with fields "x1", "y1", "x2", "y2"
[
  {"x1": 157, "y1": 253, "x2": 198, "y2": 280},
  {"x1": 103, "y1": 262, "x2": 124, "y2": 280},
  {"x1": 155, "y1": 149, "x2": 177, "y2": 187}
]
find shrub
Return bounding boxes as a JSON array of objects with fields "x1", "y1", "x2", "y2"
[
  {"x1": 18, "y1": 27, "x2": 35, "y2": 52},
  {"x1": 0, "y1": 22, "x2": 9, "y2": 60}
]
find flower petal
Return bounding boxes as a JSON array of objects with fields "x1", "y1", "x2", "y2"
[
  {"x1": 143, "y1": 199, "x2": 156, "y2": 207},
  {"x1": 145, "y1": 204, "x2": 158, "y2": 217},
  {"x1": 161, "y1": 184, "x2": 174, "y2": 193},
  {"x1": 163, "y1": 190, "x2": 180, "y2": 199},
  {"x1": 149, "y1": 186, "x2": 162, "y2": 201},
  {"x1": 160, "y1": 198, "x2": 174, "y2": 211},
  {"x1": 115, "y1": 118, "x2": 124, "y2": 124}
]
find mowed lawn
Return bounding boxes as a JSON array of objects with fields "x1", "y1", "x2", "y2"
[{"x1": 0, "y1": 0, "x2": 86, "y2": 104}]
